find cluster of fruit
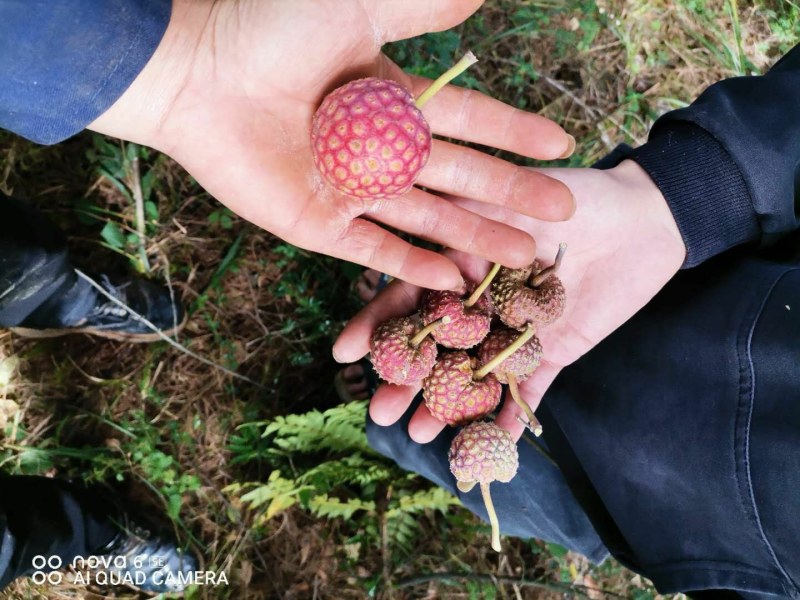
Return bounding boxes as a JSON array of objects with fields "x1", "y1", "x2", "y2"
[
  {"x1": 368, "y1": 247, "x2": 567, "y2": 551},
  {"x1": 310, "y1": 53, "x2": 569, "y2": 552}
]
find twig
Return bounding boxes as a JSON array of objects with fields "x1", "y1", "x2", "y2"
[
  {"x1": 74, "y1": 269, "x2": 265, "y2": 389},
  {"x1": 129, "y1": 155, "x2": 151, "y2": 273}
]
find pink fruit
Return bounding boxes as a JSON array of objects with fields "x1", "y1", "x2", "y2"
[
  {"x1": 477, "y1": 328, "x2": 542, "y2": 384},
  {"x1": 449, "y1": 421, "x2": 519, "y2": 552},
  {"x1": 474, "y1": 325, "x2": 544, "y2": 437},
  {"x1": 420, "y1": 285, "x2": 492, "y2": 349},
  {"x1": 311, "y1": 78, "x2": 432, "y2": 200},
  {"x1": 423, "y1": 351, "x2": 501, "y2": 426},
  {"x1": 370, "y1": 316, "x2": 437, "y2": 385},
  {"x1": 449, "y1": 422, "x2": 519, "y2": 485}
]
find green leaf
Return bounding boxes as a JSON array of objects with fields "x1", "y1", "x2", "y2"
[
  {"x1": 101, "y1": 222, "x2": 126, "y2": 250},
  {"x1": 546, "y1": 542, "x2": 569, "y2": 558},
  {"x1": 141, "y1": 169, "x2": 156, "y2": 203}
]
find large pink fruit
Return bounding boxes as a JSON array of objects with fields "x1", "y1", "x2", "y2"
[
  {"x1": 420, "y1": 285, "x2": 492, "y2": 349},
  {"x1": 423, "y1": 351, "x2": 501, "y2": 426},
  {"x1": 370, "y1": 316, "x2": 437, "y2": 385},
  {"x1": 311, "y1": 78, "x2": 432, "y2": 200},
  {"x1": 449, "y1": 421, "x2": 519, "y2": 552},
  {"x1": 449, "y1": 421, "x2": 519, "y2": 485}
]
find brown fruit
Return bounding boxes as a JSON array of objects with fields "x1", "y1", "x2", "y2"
[{"x1": 491, "y1": 243, "x2": 567, "y2": 330}]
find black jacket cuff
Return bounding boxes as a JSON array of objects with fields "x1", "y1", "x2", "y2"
[
  {"x1": 632, "y1": 123, "x2": 760, "y2": 268},
  {"x1": 595, "y1": 123, "x2": 760, "y2": 269}
]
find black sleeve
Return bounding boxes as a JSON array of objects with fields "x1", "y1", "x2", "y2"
[{"x1": 626, "y1": 44, "x2": 800, "y2": 268}]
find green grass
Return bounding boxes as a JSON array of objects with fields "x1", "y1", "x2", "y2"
[{"x1": 1, "y1": 1, "x2": 797, "y2": 598}]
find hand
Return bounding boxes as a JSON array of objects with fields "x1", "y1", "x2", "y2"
[
  {"x1": 88, "y1": 0, "x2": 576, "y2": 290},
  {"x1": 333, "y1": 160, "x2": 686, "y2": 442}
]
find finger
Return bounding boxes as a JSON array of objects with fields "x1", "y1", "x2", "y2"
[
  {"x1": 369, "y1": 383, "x2": 421, "y2": 426},
  {"x1": 498, "y1": 411, "x2": 527, "y2": 442},
  {"x1": 365, "y1": 188, "x2": 536, "y2": 268},
  {"x1": 408, "y1": 75, "x2": 573, "y2": 160},
  {"x1": 323, "y1": 217, "x2": 463, "y2": 290},
  {"x1": 364, "y1": 0, "x2": 484, "y2": 42},
  {"x1": 408, "y1": 404, "x2": 447, "y2": 443},
  {"x1": 494, "y1": 362, "x2": 561, "y2": 440},
  {"x1": 333, "y1": 278, "x2": 424, "y2": 363},
  {"x1": 417, "y1": 140, "x2": 575, "y2": 221}
]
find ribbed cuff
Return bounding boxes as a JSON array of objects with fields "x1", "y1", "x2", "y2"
[{"x1": 626, "y1": 123, "x2": 760, "y2": 268}]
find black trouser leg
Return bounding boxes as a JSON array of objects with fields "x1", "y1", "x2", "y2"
[
  {"x1": 0, "y1": 195, "x2": 94, "y2": 328},
  {"x1": 0, "y1": 476, "x2": 118, "y2": 590}
]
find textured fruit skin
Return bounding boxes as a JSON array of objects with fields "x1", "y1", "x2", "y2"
[
  {"x1": 370, "y1": 316, "x2": 437, "y2": 385},
  {"x1": 423, "y1": 352, "x2": 501, "y2": 426},
  {"x1": 420, "y1": 286, "x2": 492, "y2": 349},
  {"x1": 311, "y1": 78, "x2": 432, "y2": 199},
  {"x1": 477, "y1": 328, "x2": 543, "y2": 384},
  {"x1": 449, "y1": 422, "x2": 519, "y2": 484},
  {"x1": 490, "y1": 260, "x2": 566, "y2": 329}
]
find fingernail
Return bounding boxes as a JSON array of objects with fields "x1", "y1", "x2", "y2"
[
  {"x1": 332, "y1": 347, "x2": 343, "y2": 363},
  {"x1": 559, "y1": 134, "x2": 576, "y2": 159}
]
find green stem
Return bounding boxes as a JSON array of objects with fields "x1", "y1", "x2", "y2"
[
  {"x1": 415, "y1": 51, "x2": 478, "y2": 109},
  {"x1": 480, "y1": 482, "x2": 501, "y2": 552},
  {"x1": 410, "y1": 315, "x2": 451, "y2": 347},
  {"x1": 463, "y1": 263, "x2": 501, "y2": 308},
  {"x1": 530, "y1": 242, "x2": 567, "y2": 287},
  {"x1": 473, "y1": 325, "x2": 535, "y2": 380},
  {"x1": 508, "y1": 374, "x2": 542, "y2": 437}
]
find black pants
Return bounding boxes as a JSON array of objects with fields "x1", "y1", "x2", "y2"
[{"x1": 0, "y1": 476, "x2": 117, "y2": 589}]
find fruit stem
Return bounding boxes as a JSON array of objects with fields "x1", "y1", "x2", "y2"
[
  {"x1": 457, "y1": 480, "x2": 476, "y2": 493},
  {"x1": 473, "y1": 325, "x2": 536, "y2": 380},
  {"x1": 415, "y1": 51, "x2": 479, "y2": 109},
  {"x1": 464, "y1": 263, "x2": 501, "y2": 308},
  {"x1": 410, "y1": 315, "x2": 451, "y2": 347},
  {"x1": 480, "y1": 482, "x2": 502, "y2": 552},
  {"x1": 508, "y1": 374, "x2": 543, "y2": 437},
  {"x1": 530, "y1": 242, "x2": 567, "y2": 287}
]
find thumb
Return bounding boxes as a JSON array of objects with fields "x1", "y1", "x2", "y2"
[{"x1": 364, "y1": 0, "x2": 485, "y2": 42}]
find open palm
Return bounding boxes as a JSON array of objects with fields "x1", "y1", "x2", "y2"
[
  {"x1": 91, "y1": 0, "x2": 576, "y2": 290},
  {"x1": 333, "y1": 161, "x2": 687, "y2": 441}
]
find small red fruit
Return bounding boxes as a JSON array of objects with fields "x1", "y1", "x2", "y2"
[
  {"x1": 370, "y1": 316, "x2": 438, "y2": 385},
  {"x1": 311, "y1": 78, "x2": 431, "y2": 200},
  {"x1": 449, "y1": 421, "x2": 519, "y2": 552},
  {"x1": 474, "y1": 325, "x2": 544, "y2": 436},
  {"x1": 420, "y1": 285, "x2": 492, "y2": 349},
  {"x1": 423, "y1": 351, "x2": 502, "y2": 426}
]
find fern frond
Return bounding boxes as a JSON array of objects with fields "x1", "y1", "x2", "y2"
[
  {"x1": 309, "y1": 494, "x2": 376, "y2": 519},
  {"x1": 386, "y1": 487, "x2": 459, "y2": 518},
  {"x1": 227, "y1": 470, "x2": 314, "y2": 523},
  {"x1": 263, "y1": 400, "x2": 373, "y2": 455},
  {"x1": 298, "y1": 455, "x2": 394, "y2": 491}
]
